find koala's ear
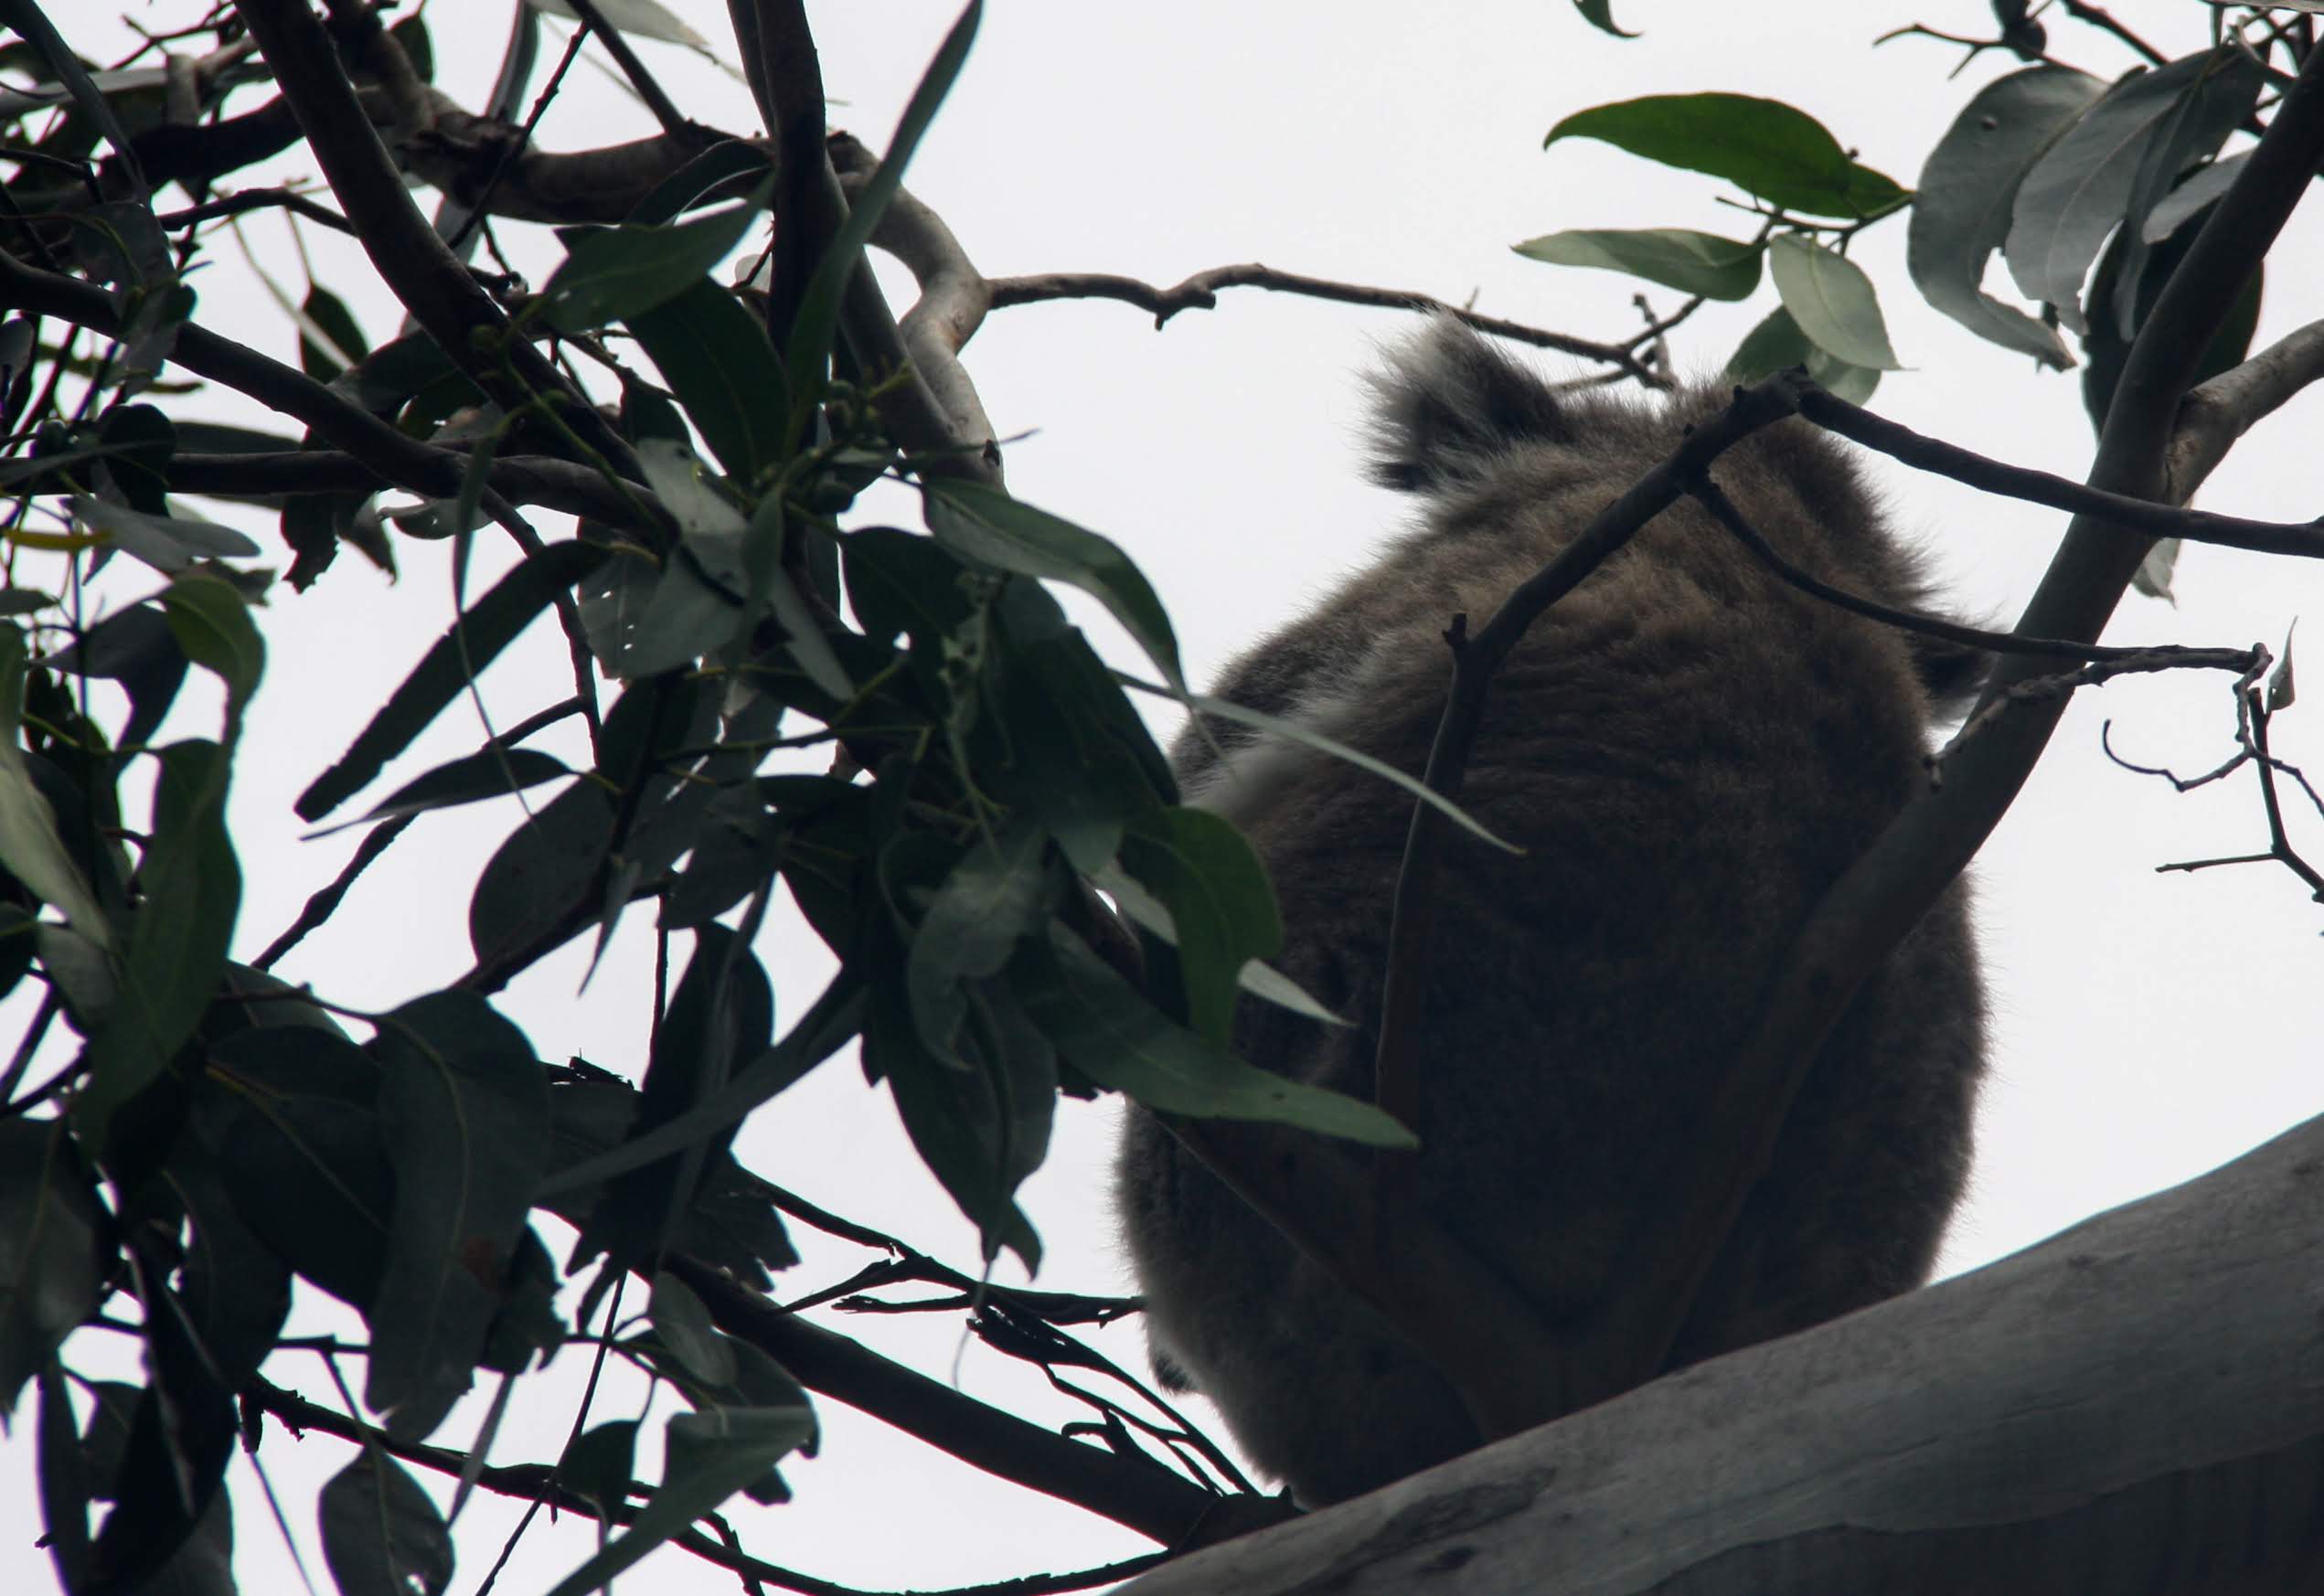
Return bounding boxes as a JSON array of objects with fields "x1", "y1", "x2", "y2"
[{"x1": 1909, "y1": 630, "x2": 1991, "y2": 718}]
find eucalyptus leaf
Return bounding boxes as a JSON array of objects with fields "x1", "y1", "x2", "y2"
[
  {"x1": 1766, "y1": 234, "x2": 1900, "y2": 372},
  {"x1": 543, "y1": 204, "x2": 760, "y2": 331},
  {"x1": 1545, "y1": 93, "x2": 1905, "y2": 219},
  {"x1": 1512, "y1": 227, "x2": 1761, "y2": 300},
  {"x1": 0, "y1": 1120, "x2": 111, "y2": 1414},
  {"x1": 318, "y1": 1452, "x2": 453, "y2": 1596},
  {"x1": 1907, "y1": 65, "x2": 2101, "y2": 367}
]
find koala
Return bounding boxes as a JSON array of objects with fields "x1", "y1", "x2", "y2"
[{"x1": 1114, "y1": 321, "x2": 1988, "y2": 1508}]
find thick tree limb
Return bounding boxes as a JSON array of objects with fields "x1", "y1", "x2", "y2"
[{"x1": 1118, "y1": 1110, "x2": 2324, "y2": 1594}]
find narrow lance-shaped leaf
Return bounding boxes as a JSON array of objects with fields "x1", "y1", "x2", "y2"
[
  {"x1": 624, "y1": 278, "x2": 789, "y2": 487},
  {"x1": 2006, "y1": 48, "x2": 2256, "y2": 335},
  {"x1": 540, "y1": 1406, "x2": 813, "y2": 1596},
  {"x1": 542, "y1": 202, "x2": 762, "y2": 331},
  {"x1": 74, "y1": 740, "x2": 240, "y2": 1159},
  {"x1": 907, "y1": 821, "x2": 1054, "y2": 1066},
  {"x1": 1012, "y1": 926, "x2": 1416, "y2": 1147},
  {"x1": 0, "y1": 1121, "x2": 111, "y2": 1415},
  {"x1": 298, "y1": 538, "x2": 603, "y2": 821},
  {"x1": 309, "y1": 747, "x2": 570, "y2": 837},
  {"x1": 1512, "y1": 227, "x2": 1762, "y2": 301},
  {"x1": 0, "y1": 627, "x2": 112, "y2": 948},
  {"x1": 925, "y1": 479, "x2": 1186, "y2": 691},
  {"x1": 1116, "y1": 806, "x2": 1283, "y2": 1045}
]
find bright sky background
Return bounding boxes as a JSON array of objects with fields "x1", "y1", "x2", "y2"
[{"x1": 5, "y1": 2, "x2": 2323, "y2": 1591}]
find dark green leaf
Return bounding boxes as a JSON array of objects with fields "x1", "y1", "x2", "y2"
[
  {"x1": 297, "y1": 284, "x2": 369, "y2": 382},
  {"x1": 538, "y1": 972, "x2": 860, "y2": 1202},
  {"x1": 1118, "y1": 807, "x2": 1281, "y2": 1045},
  {"x1": 36, "y1": 1361, "x2": 91, "y2": 1588},
  {"x1": 1545, "y1": 93, "x2": 1905, "y2": 219},
  {"x1": 315, "y1": 747, "x2": 569, "y2": 836},
  {"x1": 74, "y1": 495, "x2": 261, "y2": 572},
  {"x1": 906, "y1": 821, "x2": 1054, "y2": 1066},
  {"x1": 1766, "y1": 233, "x2": 1900, "y2": 372},
  {"x1": 2108, "y1": 47, "x2": 2265, "y2": 341},
  {"x1": 2142, "y1": 152, "x2": 2246, "y2": 243},
  {"x1": 466, "y1": 778, "x2": 612, "y2": 971},
  {"x1": 171, "y1": 1148, "x2": 292, "y2": 1391},
  {"x1": 1570, "y1": 0, "x2": 1638, "y2": 38},
  {"x1": 69, "y1": 199, "x2": 169, "y2": 289},
  {"x1": 1013, "y1": 927, "x2": 1415, "y2": 1146},
  {"x1": 572, "y1": 925, "x2": 773, "y2": 1277},
  {"x1": 1908, "y1": 66, "x2": 2101, "y2": 367},
  {"x1": 329, "y1": 331, "x2": 473, "y2": 417},
  {"x1": 195, "y1": 1023, "x2": 393, "y2": 1310},
  {"x1": 85, "y1": 1254, "x2": 237, "y2": 1592},
  {"x1": 75, "y1": 739, "x2": 239, "y2": 1159},
  {"x1": 624, "y1": 278, "x2": 788, "y2": 485},
  {"x1": 299, "y1": 539, "x2": 603, "y2": 820},
  {"x1": 47, "y1": 602, "x2": 186, "y2": 752},
  {"x1": 1512, "y1": 226, "x2": 1760, "y2": 300},
  {"x1": 2082, "y1": 199, "x2": 2261, "y2": 433},
  {"x1": 649, "y1": 1269, "x2": 736, "y2": 1386},
  {"x1": 2007, "y1": 48, "x2": 2260, "y2": 335},
  {"x1": 869, "y1": 974, "x2": 1049, "y2": 1268},
  {"x1": 784, "y1": 1, "x2": 981, "y2": 391},
  {"x1": 541, "y1": 1406, "x2": 812, "y2": 1596},
  {"x1": 96, "y1": 402, "x2": 174, "y2": 514},
  {"x1": 662, "y1": 784, "x2": 784, "y2": 930},
  {"x1": 557, "y1": 1420, "x2": 638, "y2": 1516},
  {"x1": 365, "y1": 992, "x2": 549, "y2": 1442},
  {"x1": 163, "y1": 571, "x2": 265, "y2": 731},
  {"x1": 0, "y1": 1120, "x2": 111, "y2": 1413},
  {"x1": 626, "y1": 140, "x2": 773, "y2": 226},
  {"x1": 544, "y1": 204, "x2": 761, "y2": 331},
  {"x1": 319, "y1": 1452, "x2": 453, "y2": 1596},
  {"x1": 924, "y1": 480, "x2": 1185, "y2": 691}
]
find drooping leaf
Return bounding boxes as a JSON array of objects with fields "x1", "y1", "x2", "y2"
[
  {"x1": 84, "y1": 1254, "x2": 238, "y2": 1592},
  {"x1": 298, "y1": 538, "x2": 604, "y2": 821},
  {"x1": 75, "y1": 740, "x2": 240, "y2": 1160},
  {"x1": 162, "y1": 571, "x2": 265, "y2": 734},
  {"x1": 194, "y1": 1023, "x2": 394, "y2": 1311},
  {"x1": 544, "y1": 204, "x2": 761, "y2": 331},
  {"x1": 169, "y1": 1147, "x2": 292, "y2": 1392},
  {"x1": 365, "y1": 993, "x2": 550, "y2": 1442},
  {"x1": 2141, "y1": 151, "x2": 2248, "y2": 243},
  {"x1": 36, "y1": 1362, "x2": 91, "y2": 1589},
  {"x1": 2080, "y1": 196, "x2": 2263, "y2": 434},
  {"x1": 906, "y1": 821, "x2": 1055, "y2": 1066},
  {"x1": 318, "y1": 1451, "x2": 453, "y2": 1596},
  {"x1": 1766, "y1": 233, "x2": 1901, "y2": 372},
  {"x1": 624, "y1": 278, "x2": 788, "y2": 486},
  {"x1": 538, "y1": 972, "x2": 861, "y2": 1201},
  {"x1": 1117, "y1": 806, "x2": 1283, "y2": 1046},
  {"x1": 557, "y1": 1420, "x2": 639, "y2": 1517},
  {"x1": 45, "y1": 603, "x2": 186, "y2": 755},
  {"x1": 1545, "y1": 93, "x2": 1906, "y2": 219},
  {"x1": 314, "y1": 747, "x2": 570, "y2": 836},
  {"x1": 924, "y1": 479, "x2": 1185, "y2": 691},
  {"x1": 2107, "y1": 46, "x2": 2264, "y2": 341},
  {"x1": 1907, "y1": 65, "x2": 2102, "y2": 367},
  {"x1": 648, "y1": 1270, "x2": 736, "y2": 1386},
  {"x1": 297, "y1": 283, "x2": 369, "y2": 381},
  {"x1": 72, "y1": 496, "x2": 261, "y2": 573},
  {"x1": 2006, "y1": 48, "x2": 2261, "y2": 335},
  {"x1": 1511, "y1": 226, "x2": 1761, "y2": 300},
  {"x1": 1095, "y1": 864, "x2": 1345, "y2": 1027},
  {"x1": 1570, "y1": 0, "x2": 1639, "y2": 39},
  {"x1": 540, "y1": 1405, "x2": 813, "y2": 1596},
  {"x1": 0, "y1": 1120, "x2": 111, "y2": 1415},
  {"x1": 626, "y1": 140, "x2": 775, "y2": 226},
  {"x1": 95, "y1": 402, "x2": 174, "y2": 515},
  {"x1": 1012, "y1": 927, "x2": 1415, "y2": 1146}
]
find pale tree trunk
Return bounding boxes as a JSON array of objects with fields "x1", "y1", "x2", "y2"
[{"x1": 1120, "y1": 1112, "x2": 2324, "y2": 1595}]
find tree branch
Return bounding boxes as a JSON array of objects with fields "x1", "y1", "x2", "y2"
[
  {"x1": 987, "y1": 266, "x2": 1672, "y2": 388},
  {"x1": 229, "y1": 0, "x2": 639, "y2": 474}
]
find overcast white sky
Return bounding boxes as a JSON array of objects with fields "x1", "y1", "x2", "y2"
[{"x1": 6, "y1": 2, "x2": 2324, "y2": 1591}]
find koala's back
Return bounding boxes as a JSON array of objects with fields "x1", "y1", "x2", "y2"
[{"x1": 1114, "y1": 324, "x2": 1988, "y2": 1507}]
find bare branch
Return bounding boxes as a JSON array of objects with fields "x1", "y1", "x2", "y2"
[{"x1": 988, "y1": 265, "x2": 1672, "y2": 388}]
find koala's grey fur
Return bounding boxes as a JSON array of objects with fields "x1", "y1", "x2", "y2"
[{"x1": 1114, "y1": 321, "x2": 1988, "y2": 1508}]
